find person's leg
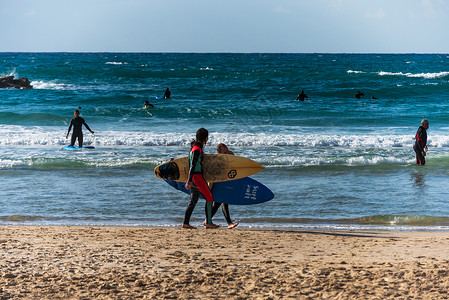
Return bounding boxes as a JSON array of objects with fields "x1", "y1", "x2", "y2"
[
  {"x1": 211, "y1": 202, "x2": 221, "y2": 218},
  {"x1": 78, "y1": 133, "x2": 83, "y2": 148},
  {"x1": 222, "y1": 204, "x2": 238, "y2": 229},
  {"x1": 192, "y1": 174, "x2": 219, "y2": 228},
  {"x1": 182, "y1": 185, "x2": 199, "y2": 228},
  {"x1": 70, "y1": 134, "x2": 76, "y2": 146},
  {"x1": 221, "y1": 204, "x2": 232, "y2": 224}
]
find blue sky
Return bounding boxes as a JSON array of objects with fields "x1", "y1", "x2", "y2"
[{"x1": 1, "y1": 0, "x2": 448, "y2": 53}]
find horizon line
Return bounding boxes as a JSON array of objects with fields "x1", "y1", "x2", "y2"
[{"x1": 1, "y1": 51, "x2": 449, "y2": 55}]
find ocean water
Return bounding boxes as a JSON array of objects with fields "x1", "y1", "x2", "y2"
[{"x1": 2, "y1": 52, "x2": 449, "y2": 230}]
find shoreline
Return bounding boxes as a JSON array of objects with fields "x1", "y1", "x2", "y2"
[{"x1": 1, "y1": 226, "x2": 449, "y2": 299}]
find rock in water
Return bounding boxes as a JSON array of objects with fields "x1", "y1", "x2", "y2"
[{"x1": 0, "y1": 76, "x2": 33, "y2": 89}]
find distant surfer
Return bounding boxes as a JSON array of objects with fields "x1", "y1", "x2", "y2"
[
  {"x1": 183, "y1": 128, "x2": 220, "y2": 229},
  {"x1": 371, "y1": 96, "x2": 378, "y2": 100},
  {"x1": 296, "y1": 90, "x2": 308, "y2": 101},
  {"x1": 163, "y1": 88, "x2": 171, "y2": 99},
  {"x1": 205, "y1": 143, "x2": 239, "y2": 229},
  {"x1": 354, "y1": 91, "x2": 364, "y2": 99},
  {"x1": 143, "y1": 100, "x2": 154, "y2": 109},
  {"x1": 414, "y1": 119, "x2": 429, "y2": 165},
  {"x1": 66, "y1": 109, "x2": 94, "y2": 148}
]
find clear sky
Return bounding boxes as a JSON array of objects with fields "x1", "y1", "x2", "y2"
[{"x1": 1, "y1": 0, "x2": 449, "y2": 53}]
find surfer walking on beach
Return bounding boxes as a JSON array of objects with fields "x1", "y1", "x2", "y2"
[
  {"x1": 183, "y1": 128, "x2": 220, "y2": 229},
  {"x1": 414, "y1": 119, "x2": 429, "y2": 165},
  {"x1": 66, "y1": 109, "x2": 94, "y2": 147},
  {"x1": 206, "y1": 143, "x2": 239, "y2": 229}
]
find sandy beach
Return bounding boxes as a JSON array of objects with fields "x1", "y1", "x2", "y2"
[{"x1": 1, "y1": 227, "x2": 449, "y2": 299}]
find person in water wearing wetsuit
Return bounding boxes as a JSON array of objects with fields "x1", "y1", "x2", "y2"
[
  {"x1": 296, "y1": 90, "x2": 308, "y2": 101},
  {"x1": 354, "y1": 90, "x2": 364, "y2": 99},
  {"x1": 206, "y1": 143, "x2": 239, "y2": 229},
  {"x1": 183, "y1": 128, "x2": 220, "y2": 229},
  {"x1": 163, "y1": 88, "x2": 171, "y2": 99},
  {"x1": 414, "y1": 119, "x2": 429, "y2": 165},
  {"x1": 66, "y1": 109, "x2": 94, "y2": 147},
  {"x1": 143, "y1": 100, "x2": 154, "y2": 108}
]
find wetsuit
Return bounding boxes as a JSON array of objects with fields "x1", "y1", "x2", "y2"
[
  {"x1": 67, "y1": 117, "x2": 92, "y2": 147},
  {"x1": 296, "y1": 92, "x2": 308, "y2": 101},
  {"x1": 183, "y1": 145, "x2": 214, "y2": 225},
  {"x1": 413, "y1": 126, "x2": 427, "y2": 165}
]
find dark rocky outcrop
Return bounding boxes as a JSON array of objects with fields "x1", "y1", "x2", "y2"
[{"x1": 0, "y1": 76, "x2": 33, "y2": 89}]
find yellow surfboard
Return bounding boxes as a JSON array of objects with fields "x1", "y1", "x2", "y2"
[{"x1": 154, "y1": 154, "x2": 264, "y2": 183}]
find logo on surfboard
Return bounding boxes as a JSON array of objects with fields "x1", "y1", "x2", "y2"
[{"x1": 228, "y1": 169, "x2": 237, "y2": 178}]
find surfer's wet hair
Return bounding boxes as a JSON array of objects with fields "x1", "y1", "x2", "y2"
[
  {"x1": 421, "y1": 119, "x2": 429, "y2": 125},
  {"x1": 191, "y1": 128, "x2": 208, "y2": 148}
]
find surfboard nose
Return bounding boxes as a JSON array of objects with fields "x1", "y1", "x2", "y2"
[{"x1": 155, "y1": 161, "x2": 180, "y2": 181}]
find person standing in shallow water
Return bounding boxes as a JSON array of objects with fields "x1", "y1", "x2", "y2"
[
  {"x1": 66, "y1": 109, "x2": 94, "y2": 147},
  {"x1": 183, "y1": 128, "x2": 220, "y2": 229},
  {"x1": 414, "y1": 119, "x2": 429, "y2": 165},
  {"x1": 296, "y1": 90, "x2": 308, "y2": 101}
]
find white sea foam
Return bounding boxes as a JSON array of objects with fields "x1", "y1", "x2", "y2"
[
  {"x1": 1, "y1": 69, "x2": 19, "y2": 78},
  {"x1": 347, "y1": 70, "x2": 365, "y2": 74},
  {"x1": 0, "y1": 124, "x2": 440, "y2": 148},
  {"x1": 105, "y1": 62, "x2": 128, "y2": 65},
  {"x1": 31, "y1": 80, "x2": 75, "y2": 90},
  {"x1": 378, "y1": 71, "x2": 449, "y2": 79}
]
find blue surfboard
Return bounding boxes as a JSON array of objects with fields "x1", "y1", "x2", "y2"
[
  {"x1": 165, "y1": 177, "x2": 274, "y2": 205},
  {"x1": 63, "y1": 146, "x2": 95, "y2": 150}
]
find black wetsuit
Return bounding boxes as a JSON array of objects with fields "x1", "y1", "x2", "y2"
[
  {"x1": 413, "y1": 126, "x2": 427, "y2": 165},
  {"x1": 296, "y1": 92, "x2": 308, "y2": 101},
  {"x1": 67, "y1": 117, "x2": 92, "y2": 147}
]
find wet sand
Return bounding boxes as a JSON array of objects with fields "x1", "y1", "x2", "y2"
[{"x1": 1, "y1": 226, "x2": 449, "y2": 299}]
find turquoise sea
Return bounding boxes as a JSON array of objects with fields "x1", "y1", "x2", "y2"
[{"x1": 2, "y1": 53, "x2": 449, "y2": 230}]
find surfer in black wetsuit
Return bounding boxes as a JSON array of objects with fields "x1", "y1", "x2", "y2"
[
  {"x1": 66, "y1": 109, "x2": 94, "y2": 147},
  {"x1": 296, "y1": 90, "x2": 308, "y2": 101},
  {"x1": 354, "y1": 90, "x2": 364, "y2": 99},
  {"x1": 143, "y1": 100, "x2": 154, "y2": 108},
  {"x1": 163, "y1": 88, "x2": 171, "y2": 99},
  {"x1": 413, "y1": 119, "x2": 429, "y2": 165}
]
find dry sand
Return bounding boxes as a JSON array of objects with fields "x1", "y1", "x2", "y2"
[{"x1": 1, "y1": 226, "x2": 449, "y2": 299}]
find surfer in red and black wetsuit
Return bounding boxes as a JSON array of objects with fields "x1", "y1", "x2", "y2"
[
  {"x1": 413, "y1": 119, "x2": 429, "y2": 165},
  {"x1": 66, "y1": 109, "x2": 94, "y2": 147},
  {"x1": 183, "y1": 128, "x2": 220, "y2": 229}
]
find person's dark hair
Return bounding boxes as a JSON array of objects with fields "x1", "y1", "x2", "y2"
[
  {"x1": 191, "y1": 128, "x2": 208, "y2": 148},
  {"x1": 74, "y1": 109, "x2": 80, "y2": 115}
]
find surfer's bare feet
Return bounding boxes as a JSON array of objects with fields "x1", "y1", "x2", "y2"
[
  {"x1": 205, "y1": 223, "x2": 221, "y2": 229},
  {"x1": 227, "y1": 222, "x2": 239, "y2": 229},
  {"x1": 182, "y1": 224, "x2": 196, "y2": 229}
]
